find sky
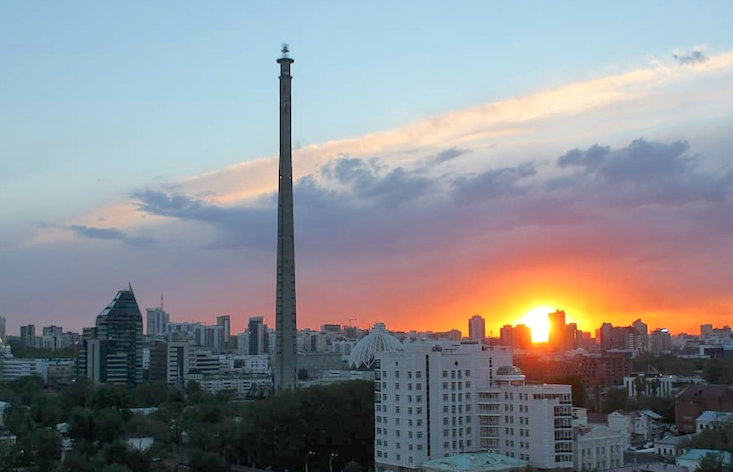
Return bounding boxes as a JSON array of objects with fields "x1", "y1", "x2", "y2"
[{"x1": 1, "y1": 1, "x2": 733, "y2": 340}]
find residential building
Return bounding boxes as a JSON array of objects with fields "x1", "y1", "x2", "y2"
[
  {"x1": 217, "y1": 315, "x2": 231, "y2": 347},
  {"x1": 696, "y1": 411, "x2": 733, "y2": 432},
  {"x1": 675, "y1": 385, "x2": 733, "y2": 433},
  {"x1": 20, "y1": 325, "x2": 35, "y2": 347},
  {"x1": 374, "y1": 342, "x2": 512, "y2": 471},
  {"x1": 478, "y1": 370, "x2": 574, "y2": 469},
  {"x1": 677, "y1": 450, "x2": 732, "y2": 472},
  {"x1": 548, "y1": 310, "x2": 567, "y2": 352},
  {"x1": 469, "y1": 315, "x2": 486, "y2": 343},
  {"x1": 632, "y1": 319, "x2": 649, "y2": 352},
  {"x1": 248, "y1": 316, "x2": 268, "y2": 355},
  {"x1": 167, "y1": 342, "x2": 190, "y2": 387},
  {"x1": 654, "y1": 435, "x2": 696, "y2": 459},
  {"x1": 651, "y1": 329, "x2": 672, "y2": 354},
  {"x1": 499, "y1": 325, "x2": 531, "y2": 350},
  {"x1": 573, "y1": 424, "x2": 624, "y2": 471},
  {"x1": 146, "y1": 307, "x2": 169, "y2": 336}
]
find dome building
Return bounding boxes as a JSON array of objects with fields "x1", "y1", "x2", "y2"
[{"x1": 348, "y1": 322, "x2": 402, "y2": 369}]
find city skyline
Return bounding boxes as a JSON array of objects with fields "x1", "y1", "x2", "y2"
[{"x1": 2, "y1": 3, "x2": 733, "y2": 337}]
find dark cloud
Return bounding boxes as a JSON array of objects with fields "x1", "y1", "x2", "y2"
[
  {"x1": 61, "y1": 224, "x2": 153, "y2": 246},
  {"x1": 451, "y1": 162, "x2": 536, "y2": 203},
  {"x1": 131, "y1": 190, "x2": 272, "y2": 249},
  {"x1": 429, "y1": 147, "x2": 472, "y2": 166},
  {"x1": 674, "y1": 50, "x2": 709, "y2": 65},
  {"x1": 554, "y1": 139, "x2": 733, "y2": 206},
  {"x1": 320, "y1": 157, "x2": 436, "y2": 206}
]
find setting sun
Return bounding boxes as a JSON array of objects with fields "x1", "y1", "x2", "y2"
[{"x1": 517, "y1": 306, "x2": 554, "y2": 343}]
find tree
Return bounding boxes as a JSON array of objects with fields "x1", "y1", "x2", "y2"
[
  {"x1": 344, "y1": 460, "x2": 363, "y2": 472},
  {"x1": 633, "y1": 377, "x2": 647, "y2": 397},
  {"x1": 696, "y1": 452, "x2": 726, "y2": 472},
  {"x1": 602, "y1": 387, "x2": 627, "y2": 413},
  {"x1": 30, "y1": 429, "x2": 62, "y2": 470}
]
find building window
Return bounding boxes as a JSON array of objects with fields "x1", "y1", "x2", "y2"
[{"x1": 395, "y1": 371, "x2": 399, "y2": 378}]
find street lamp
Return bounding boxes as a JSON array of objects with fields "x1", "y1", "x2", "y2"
[
  {"x1": 329, "y1": 452, "x2": 338, "y2": 472},
  {"x1": 305, "y1": 450, "x2": 317, "y2": 472}
]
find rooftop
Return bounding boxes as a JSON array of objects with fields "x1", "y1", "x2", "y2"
[
  {"x1": 677, "y1": 449, "x2": 732, "y2": 462},
  {"x1": 422, "y1": 452, "x2": 528, "y2": 472},
  {"x1": 696, "y1": 411, "x2": 733, "y2": 422},
  {"x1": 677, "y1": 385, "x2": 733, "y2": 400},
  {"x1": 655, "y1": 434, "x2": 696, "y2": 446}
]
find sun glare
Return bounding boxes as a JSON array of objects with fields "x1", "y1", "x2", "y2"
[{"x1": 517, "y1": 306, "x2": 554, "y2": 343}]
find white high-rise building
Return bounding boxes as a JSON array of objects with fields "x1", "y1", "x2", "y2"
[
  {"x1": 375, "y1": 342, "x2": 575, "y2": 471},
  {"x1": 477, "y1": 367, "x2": 574, "y2": 469},
  {"x1": 374, "y1": 342, "x2": 512, "y2": 471}
]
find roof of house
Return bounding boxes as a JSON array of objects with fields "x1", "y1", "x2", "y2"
[
  {"x1": 655, "y1": 434, "x2": 696, "y2": 446},
  {"x1": 641, "y1": 410, "x2": 663, "y2": 420},
  {"x1": 422, "y1": 452, "x2": 528, "y2": 472},
  {"x1": 677, "y1": 385, "x2": 733, "y2": 400},
  {"x1": 696, "y1": 411, "x2": 733, "y2": 422},
  {"x1": 677, "y1": 449, "x2": 732, "y2": 462}
]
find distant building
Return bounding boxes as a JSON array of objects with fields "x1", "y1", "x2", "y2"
[
  {"x1": 548, "y1": 310, "x2": 566, "y2": 351},
  {"x1": 321, "y1": 324, "x2": 341, "y2": 334},
  {"x1": 675, "y1": 385, "x2": 733, "y2": 433},
  {"x1": 79, "y1": 287, "x2": 144, "y2": 386},
  {"x1": 624, "y1": 373, "x2": 674, "y2": 397},
  {"x1": 146, "y1": 307, "x2": 169, "y2": 336},
  {"x1": 348, "y1": 322, "x2": 402, "y2": 369},
  {"x1": 469, "y1": 315, "x2": 486, "y2": 342},
  {"x1": 632, "y1": 319, "x2": 649, "y2": 351},
  {"x1": 499, "y1": 324, "x2": 531, "y2": 350},
  {"x1": 20, "y1": 325, "x2": 35, "y2": 348},
  {"x1": 651, "y1": 328, "x2": 672, "y2": 354},
  {"x1": 216, "y1": 315, "x2": 231, "y2": 349},
  {"x1": 0, "y1": 316, "x2": 6, "y2": 343},
  {"x1": 167, "y1": 342, "x2": 190, "y2": 387},
  {"x1": 247, "y1": 317, "x2": 268, "y2": 355}
]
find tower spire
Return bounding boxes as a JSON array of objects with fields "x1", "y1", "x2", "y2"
[{"x1": 274, "y1": 45, "x2": 298, "y2": 393}]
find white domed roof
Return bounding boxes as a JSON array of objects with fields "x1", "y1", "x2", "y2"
[{"x1": 348, "y1": 322, "x2": 403, "y2": 369}]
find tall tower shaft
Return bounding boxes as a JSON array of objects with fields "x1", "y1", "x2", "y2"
[{"x1": 274, "y1": 46, "x2": 298, "y2": 392}]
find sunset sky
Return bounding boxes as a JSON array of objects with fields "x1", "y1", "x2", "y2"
[{"x1": 1, "y1": 2, "x2": 733, "y2": 338}]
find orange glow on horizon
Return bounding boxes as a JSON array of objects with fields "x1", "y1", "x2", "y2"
[{"x1": 516, "y1": 306, "x2": 553, "y2": 343}]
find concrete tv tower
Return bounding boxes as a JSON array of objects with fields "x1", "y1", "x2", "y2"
[{"x1": 274, "y1": 44, "x2": 298, "y2": 392}]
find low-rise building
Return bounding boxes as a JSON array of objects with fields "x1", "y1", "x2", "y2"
[
  {"x1": 654, "y1": 434, "x2": 696, "y2": 459},
  {"x1": 676, "y1": 449, "x2": 732, "y2": 472},
  {"x1": 695, "y1": 411, "x2": 733, "y2": 433},
  {"x1": 675, "y1": 385, "x2": 733, "y2": 433},
  {"x1": 573, "y1": 424, "x2": 624, "y2": 471},
  {"x1": 422, "y1": 452, "x2": 527, "y2": 472}
]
